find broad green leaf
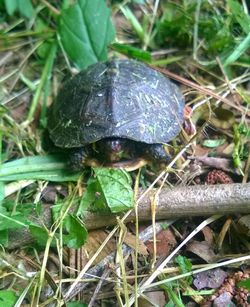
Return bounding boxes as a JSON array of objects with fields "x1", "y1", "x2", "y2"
[
  {"x1": 80, "y1": 168, "x2": 134, "y2": 213},
  {"x1": 95, "y1": 168, "x2": 134, "y2": 213},
  {"x1": 0, "y1": 290, "x2": 17, "y2": 307},
  {"x1": 0, "y1": 204, "x2": 30, "y2": 231},
  {"x1": 18, "y1": 0, "x2": 34, "y2": 19},
  {"x1": 4, "y1": 0, "x2": 34, "y2": 19},
  {"x1": 4, "y1": 0, "x2": 17, "y2": 15},
  {"x1": 79, "y1": 177, "x2": 109, "y2": 214},
  {"x1": 29, "y1": 224, "x2": 57, "y2": 247},
  {"x1": 0, "y1": 202, "x2": 42, "y2": 247},
  {"x1": 63, "y1": 214, "x2": 88, "y2": 248},
  {"x1": 202, "y1": 139, "x2": 225, "y2": 148},
  {"x1": 0, "y1": 212, "x2": 29, "y2": 231},
  {"x1": 52, "y1": 203, "x2": 87, "y2": 248},
  {"x1": 59, "y1": 0, "x2": 115, "y2": 69}
]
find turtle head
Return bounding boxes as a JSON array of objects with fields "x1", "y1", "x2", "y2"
[{"x1": 95, "y1": 137, "x2": 131, "y2": 162}]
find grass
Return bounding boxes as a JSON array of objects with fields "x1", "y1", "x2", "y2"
[{"x1": 0, "y1": 0, "x2": 249, "y2": 306}]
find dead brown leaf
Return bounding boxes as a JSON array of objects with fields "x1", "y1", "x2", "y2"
[
  {"x1": 138, "y1": 291, "x2": 166, "y2": 307},
  {"x1": 202, "y1": 226, "x2": 214, "y2": 245},
  {"x1": 83, "y1": 229, "x2": 117, "y2": 265},
  {"x1": 237, "y1": 215, "x2": 250, "y2": 237},
  {"x1": 145, "y1": 229, "x2": 177, "y2": 257},
  {"x1": 124, "y1": 232, "x2": 148, "y2": 256},
  {"x1": 186, "y1": 240, "x2": 216, "y2": 263}
]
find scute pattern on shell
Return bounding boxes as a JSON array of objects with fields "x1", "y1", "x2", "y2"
[{"x1": 48, "y1": 59, "x2": 184, "y2": 148}]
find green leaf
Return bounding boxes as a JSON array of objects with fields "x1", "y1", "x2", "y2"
[
  {"x1": 0, "y1": 290, "x2": 17, "y2": 307},
  {"x1": 175, "y1": 255, "x2": 193, "y2": 285},
  {"x1": 63, "y1": 214, "x2": 88, "y2": 248},
  {"x1": 18, "y1": 0, "x2": 34, "y2": 19},
  {"x1": 4, "y1": 0, "x2": 17, "y2": 15},
  {"x1": 237, "y1": 278, "x2": 250, "y2": 290},
  {"x1": 164, "y1": 301, "x2": 175, "y2": 307},
  {"x1": 162, "y1": 284, "x2": 185, "y2": 307},
  {"x1": 238, "y1": 123, "x2": 250, "y2": 137},
  {"x1": 1, "y1": 170, "x2": 80, "y2": 182},
  {"x1": 0, "y1": 230, "x2": 8, "y2": 246},
  {"x1": 4, "y1": 0, "x2": 34, "y2": 19},
  {"x1": 227, "y1": 0, "x2": 250, "y2": 34},
  {"x1": 34, "y1": 18, "x2": 53, "y2": 59},
  {"x1": 94, "y1": 168, "x2": 134, "y2": 213},
  {"x1": 0, "y1": 212, "x2": 29, "y2": 231},
  {"x1": 0, "y1": 204, "x2": 30, "y2": 231},
  {"x1": 0, "y1": 182, "x2": 4, "y2": 202},
  {"x1": 79, "y1": 177, "x2": 112, "y2": 213},
  {"x1": 223, "y1": 32, "x2": 250, "y2": 67},
  {"x1": 0, "y1": 155, "x2": 81, "y2": 182},
  {"x1": 29, "y1": 224, "x2": 57, "y2": 247},
  {"x1": 79, "y1": 168, "x2": 134, "y2": 214},
  {"x1": 202, "y1": 139, "x2": 226, "y2": 148},
  {"x1": 175, "y1": 255, "x2": 192, "y2": 273},
  {"x1": 59, "y1": 0, "x2": 115, "y2": 69}
]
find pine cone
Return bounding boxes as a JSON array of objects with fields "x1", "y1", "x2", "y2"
[
  {"x1": 234, "y1": 271, "x2": 249, "y2": 306},
  {"x1": 205, "y1": 170, "x2": 233, "y2": 185},
  {"x1": 201, "y1": 271, "x2": 249, "y2": 306}
]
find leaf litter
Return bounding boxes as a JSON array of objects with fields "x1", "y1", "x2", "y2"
[{"x1": 0, "y1": 0, "x2": 249, "y2": 306}]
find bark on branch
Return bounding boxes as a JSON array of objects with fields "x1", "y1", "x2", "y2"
[
  {"x1": 9, "y1": 183, "x2": 250, "y2": 249},
  {"x1": 83, "y1": 183, "x2": 250, "y2": 229}
]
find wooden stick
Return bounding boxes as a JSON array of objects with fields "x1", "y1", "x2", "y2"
[
  {"x1": 83, "y1": 183, "x2": 250, "y2": 229},
  {"x1": 8, "y1": 183, "x2": 250, "y2": 249}
]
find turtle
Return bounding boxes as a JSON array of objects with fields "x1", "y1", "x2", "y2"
[{"x1": 48, "y1": 59, "x2": 185, "y2": 171}]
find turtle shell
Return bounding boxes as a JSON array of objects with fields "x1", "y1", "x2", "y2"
[{"x1": 48, "y1": 59, "x2": 184, "y2": 148}]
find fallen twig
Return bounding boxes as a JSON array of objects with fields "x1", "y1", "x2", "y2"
[{"x1": 8, "y1": 183, "x2": 250, "y2": 249}]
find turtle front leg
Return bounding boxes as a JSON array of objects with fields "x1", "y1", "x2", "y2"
[
  {"x1": 142, "y1": 144, "x2": 171, "y2": 164},
  {"x1": 69, "y1": 146, "x2": 93, "y2": 171}
]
